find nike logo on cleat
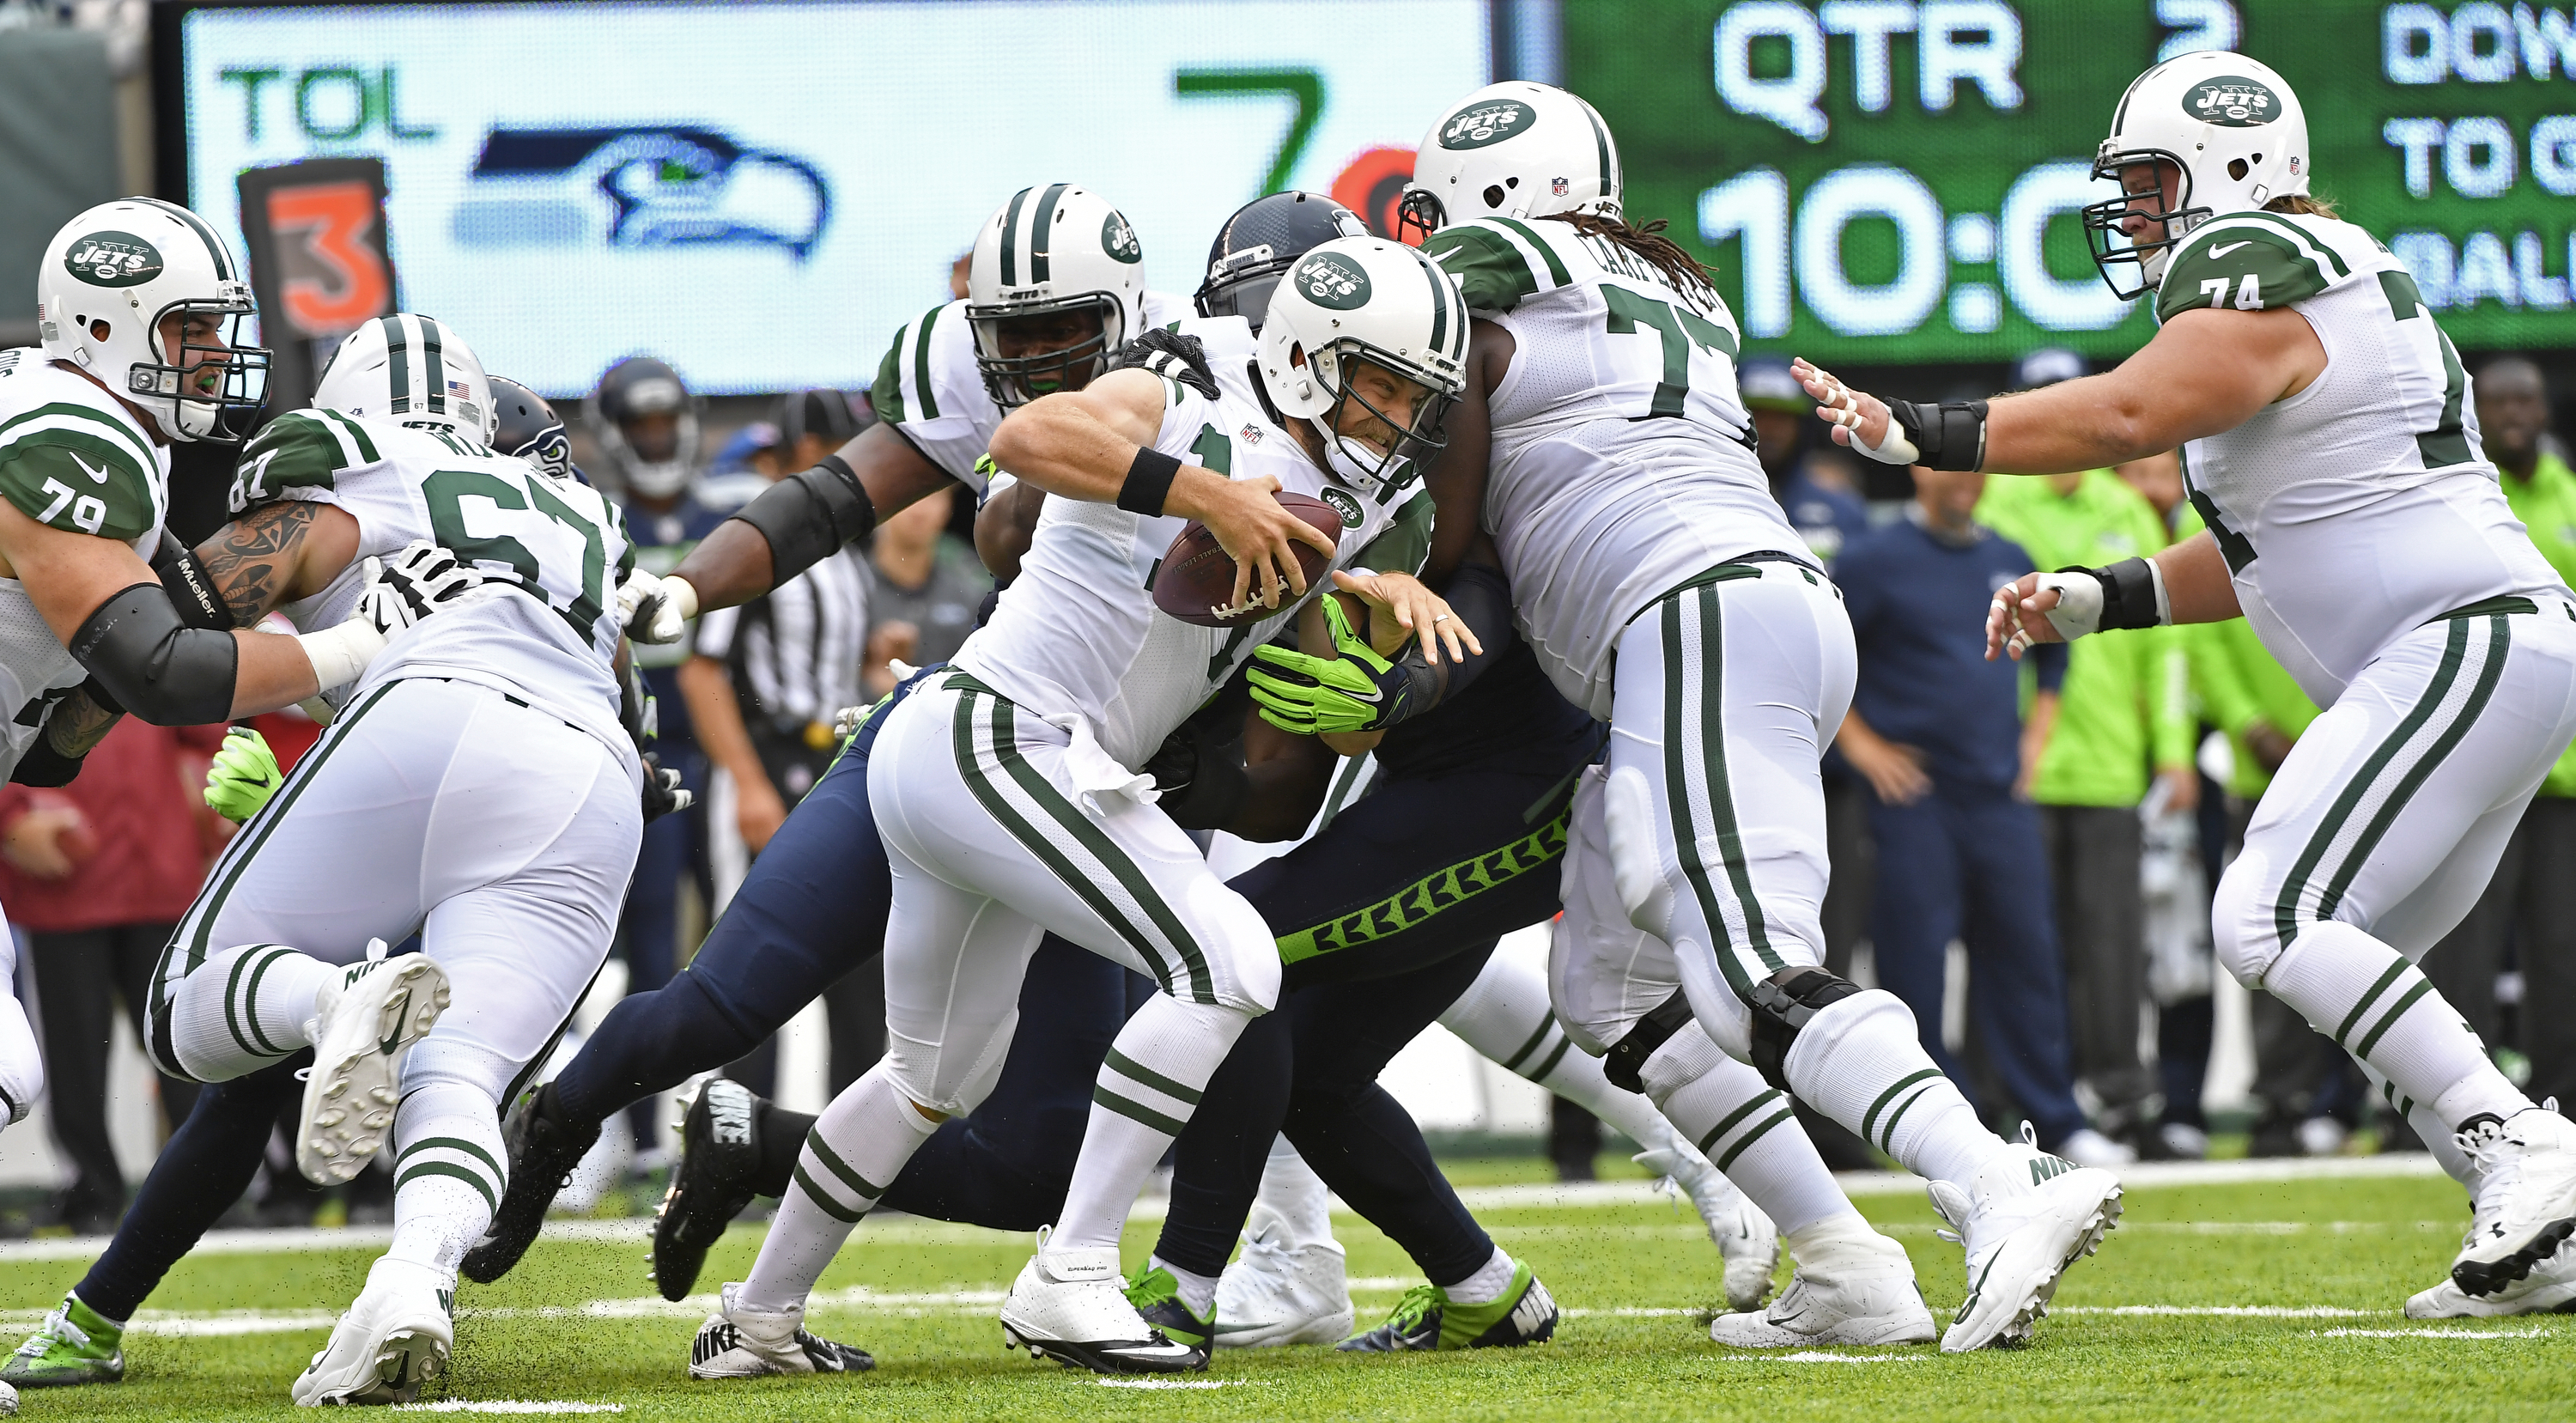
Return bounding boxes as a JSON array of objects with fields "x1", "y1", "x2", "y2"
[{"x1": 2029, "y1": 1155, "x2": 2075, "y2": 1186}]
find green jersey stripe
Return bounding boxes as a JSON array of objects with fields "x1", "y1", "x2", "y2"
[
  {"x1": 1103, "y1": 1046, "x2": 1203, "y2": 1106},
  {"x1": 2228, "y1": 210, "x2": 2351, "y2": 277},
  {"x1": 1425, "y1": 225, "x2": 1540, "y2": 312},
  {"x1": 319, "y1": 409, "x2": 380, "y2": 465},
  {"x1": 1491, "y1": 216, "x2": 1573, "y2": 288},
  {"x1": 912, "y1": 306, "x2": 944, "y2": 422},
  {"x1": 0, "y1": 401, "x2": 155, "y2": 474},
  {"x1": 1692, "y1": 585, "x2": 1780, "y2": 970}
]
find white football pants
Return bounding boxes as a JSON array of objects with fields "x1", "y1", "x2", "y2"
[{"x1": 0, "y1": 921, "x2": 39, "y2": 1125}]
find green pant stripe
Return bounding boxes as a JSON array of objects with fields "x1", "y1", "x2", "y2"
[
  {"x1": 2331, "y1": 958, "x2": 2412, "y2": 1049},
  {"x1": 1714, "y1": 1107, "x2": 1797, "y2": 1175},
  {"x1": 2353, "y1": 977, "x2": 2439, "y2": 1061},
  {"x1": 1875, "y1": 1084, "x2": 1939, "y2": 1153},
  {"x1": 393, "y1": 1160, "x2": 497, "y2": 1213},
  {"x1": 1528, "y1": 1035, "x2": 1574, "y2": 1084},
  {"x1": 2274, "y1": 618, "x2": 2473, "y2": 951},
  {"x1": 1692, "y1": 587, "x2": 1779, "y2": 971},
  {"x1": 395, "y1": 1134, "x2": 506, "y2": 1179},
  {"x1": 1103, "y1": 1047, "x2": 1202, "y2": 1106},
  {"x1": 1694, "y1": 1088, "x2": 1786, "y2": 1158},
  {"x1": 792, "y1": 1163, "x2": 868, "y2": 1223},
  {"x1": 804, "y1": 1130, "x2": 885, "y2": 1201},
  {"x1": 1662, "y1": 596, "x2": 1751, "y2": 998},
  {"x1": 1093, "y1": 1085, "x2": 1188, "y2": 1138},
  {"x1": 1861, "y1": 1068, "x2": 1941, "y2": 1145},
  {"x1": 948, "y1": 690, "x2": 1177, "y2": 997},
  {"x1": 2317, "y1": 616, "x2": 2511, "y2": 924},
  {"x1": 1276, "y1": 809, "x2": 1569, "y2": 965},
  {"x1": 1501, "y1": 1019, "x2": 1555, "y2": 1073}
]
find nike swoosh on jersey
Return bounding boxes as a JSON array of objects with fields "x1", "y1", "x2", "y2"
[
  {"x1": 2208, "y1": 241, "x2": 2252, "y2": 258},
  {"x1": 68, "y1": 452, "x2": 109, "y2": 484}
]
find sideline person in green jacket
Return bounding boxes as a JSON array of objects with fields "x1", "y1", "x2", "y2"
[
  {"x1": 1981, "y1": 447, "x2": 2194, "y2": 1154},
  {"x1": 2427, "y1": 358, "x2": 2576, "y2": 1112}
]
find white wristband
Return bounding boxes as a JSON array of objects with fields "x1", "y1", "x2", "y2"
[{"x1": 295, "y1": 619, "x2": 386, "y2": 694}]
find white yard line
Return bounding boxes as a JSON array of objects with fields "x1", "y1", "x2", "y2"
[
  {"x1": 2315, "y1": 1327, "x2": 2549, "y2": 1339},
  {"x1": 392, "y1": 1404, "x2": 627, "y2": 1414}
]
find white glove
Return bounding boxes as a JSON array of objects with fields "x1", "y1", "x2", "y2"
[
  {"x1": 1992, "y1": 570, "x2": 2105, "y2": 658},
  {"x1": 618, "y1": 569, "x2": 697, "y2": 644},
  {"x1": 1805, "y1": 364, "x2": 1921, "y2": 465},
  {"x1": 295, "y1": 556, "x2": 392, "y2": 696},
  {"x1": 359, "y1": 539, "x2": 485, "y2": 633}
]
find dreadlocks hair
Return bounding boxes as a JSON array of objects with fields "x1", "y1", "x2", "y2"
[{"x1": 1540, "y1": 212, "x2": 1720, "y2": 304}]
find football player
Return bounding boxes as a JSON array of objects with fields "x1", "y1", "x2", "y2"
[
  {"x1": 689, "y1": 235, "x2": 1458, "y2": 1377},
  {"x1": 1382, "y1": 82, "x2": 2121, "y2": 1352},
  {"x1": 1814, "y1": 52, "x2": 2576, "y2": 1317}
]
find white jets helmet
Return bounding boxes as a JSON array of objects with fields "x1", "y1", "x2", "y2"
[
  {"x1": 35, "y1": 198, "x2": 269, "y2": 442},
  {"x1": 313, "y1": 313, "x2": 496, "y2": 442},
  {"x1": 1399, "y1": 82, "x2": 1622, "y2": 240},
  {"x1": 966, "y1": 184, "x2": 1148, "y2": 409},
  {"x1": 2082, "y1": 51, "x2": 2311, "y2": 299},
  {"x1": 1257, "y1": 236, "x2": 1468, "y2": 495}
]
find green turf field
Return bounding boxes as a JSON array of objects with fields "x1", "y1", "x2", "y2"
[{"x1": 0, "y1": 1160, "x2": 2566, "y2": 1421}]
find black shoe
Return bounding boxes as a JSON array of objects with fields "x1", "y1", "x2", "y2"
[
  {"x1": 460, "y1": 1081, "x2": 598, "y2": 1285},
  {"x1": 653, "y1": 1079, "x2": 767, "y2": 1302}
]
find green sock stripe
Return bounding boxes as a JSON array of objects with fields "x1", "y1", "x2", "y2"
[
  {"x1": 2352, "y1": 976, "x2": 2439, "y2": 1061},
  {"x1": 2274, "y1": 617, "x2": 2472, "y2": 950},
  {"x1": 237, "y1": 946, "x2": 300, "y2": 1057},
  {"x1": 1714, "y1": 1106, "x2": 1797, "y2": 1174},
  {"x1": 1861, "y1": 1067, "x2": 1941, "y2": 1146},
  {"x1": 792, "y1": 1162, "x2": 868, "y2": 1224},
  {"x1": 1874, "y1": 1084, "x2": 1940, "y2": 1153},
  {"x1": 1093, "y1": 1085, "x2": 1188, "y2": 1138},
  {"x1": 1662, "y1": 596, "x2": 1752, "y2": 999},
  {"x1": 803, "y1": 1129, "x2": 885, "y2": 1201},
  {"x1": 393, "y1": 1159, "x2": 497, "y2": 1213},
  {"x1": 2316, "y1": 616, "x2": 2511, "y2": 925},
  {"x1": 1501, "y1": 1018, "x2": 1555, "y2": 1072},
  {"x1": 1692, "y1": 586, "x2": 1778, "y2": 971},
  {"x1": 1694, "y1": 1088, "x2": 1786, "y2": 1158},
  {"x1": 1527, "y1": 1035, "x2": 1575, "y2": 1084},
  {"x1": 1275, "y1": 808, "x2": 1568, "y2": 965},
  {"x1": 2331, "y1": 958, "x2": 2413, "y2": 1049},
  {"x1": 222, "y1": 946, "x2": 293, "y2": 1061},
  {"x1": 1103, "y1": 1047, "x2": 1203, "y2": 1106},
  {"x1": 394, "y1": 1135, "x2": 506, "y2": 1180}
]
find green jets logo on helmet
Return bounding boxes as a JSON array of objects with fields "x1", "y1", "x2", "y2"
[
  {"x1": 1321, "y1": 488, "x2": 1363, "y2": 527},
  {"x1": 1102, "y1": 211, "x2": 1142, "y2": 265},
  {"x1": 1439, "y1": 100, "x2": 1534, "y2": 150},
  {"x1": 1294, "y1": 252, "x2": 1370, "y2": 311},
  {"x1": 2185, "y1": 78, "x2": 2278, "y2": 127},
  {"x1": 63, "y1": 231, "x2": 164, "y2": 289}
]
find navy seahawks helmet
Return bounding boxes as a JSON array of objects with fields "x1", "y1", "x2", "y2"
[
  {"x1": 1195, "y1": 191, "x2": 1371, "y2": 331},
  {"x1": 587, "y1": 355, "x2": 702, "y2": 498},
  {"x1": 489, "y1": 375, "x2": 574, "y2": 482}
]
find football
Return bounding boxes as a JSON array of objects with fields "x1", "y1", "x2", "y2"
[{"x1": 1151, "y1": 491, "x2": 1345, "y2": 627}]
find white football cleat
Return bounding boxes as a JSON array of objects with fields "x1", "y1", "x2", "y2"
[
  {"x1": 297, "y1": 949, "x2": 449, "y2": 1186},
  {"x1": 1212, "y1": 1204, "x2": 1355, "y2": 1348},
  {"x1": 2451, "y1": 1105, "x2": 2576, "y2": 1298},
  {"x1": 2409, "y1": 1237, "x2": 2576, "y2": 1318},
  {"x1": 1708, "y1": 1227, "x2": 1935, "y2": 1347},
  {"x1": 289, "y1": 1257, "x2": 453, "y2": 1406},
  {"x1": 689, "y1": 1283, "x2": 875, "y2": 1379},
  {"x1": 1929, "y1": 1134, "x2": 2122, "y2": 1353},
  {"x1": 1000, "y1": 1243, "x2": 1205, "y2": 1373},
  {"x1": 1636, "y1": 1142, "x2": 1779, "y2": 1312}
]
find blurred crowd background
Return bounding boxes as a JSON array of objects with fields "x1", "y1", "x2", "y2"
[{"x1": 2, "y1": 0, "x2": 2574, "y2": 1231}]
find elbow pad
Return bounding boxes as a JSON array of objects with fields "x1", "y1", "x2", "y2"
[
  {"x1": 153, "y1": 530, "x2": 233, "y2": 629},
  {"x1": 729, "y1": 455, "x2": 877, "y2": 587},
  {"x1": 70, "y1": 584, "x2": 238, "y2": 727}
]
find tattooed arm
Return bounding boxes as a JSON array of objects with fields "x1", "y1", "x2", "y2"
[{"x1": 194, "y1": 500, "x2": 363, "y2": 626}]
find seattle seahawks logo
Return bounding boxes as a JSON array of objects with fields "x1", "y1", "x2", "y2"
[
  {"x1": 1320, "y1": 488, "x2": 1363, "y2": 527},
  {"x1": 454, "y1": 126, "x2": 829, "y2": 259},
  {"x1": 63, "y1": 231, "x2": 163, "y2": 289},
  {"x1": 1102, "y1": 211, "x2": 1142, "y2": 265},
  {"x1": 1440, "y1": 100, "x2": 1534, "y2": 150},
  {"x1": 1294, "y1": 252, "x2": 1371, "y2": 310},
  {"x1": 2185, "y1": 78, "x2": 2278, "y2": 127}
]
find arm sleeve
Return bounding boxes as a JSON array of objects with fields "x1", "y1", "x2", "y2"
[
  {"x1": 1382, "y1": 558, "x2": 1519, "y2": 722},
  {"x1": 2032, "y1": 639, "x2": 2069, "y2": 694}
]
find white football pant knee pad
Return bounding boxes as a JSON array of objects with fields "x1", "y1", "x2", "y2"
[
  {"x1": 1186, "y1": 876, "x2": 1282, "y2": 1014},
  {"x1": 1777, "y1": 987, "x2": 1914, "y2": 1093},
  {"x1": 1635, "y1": 1022, "x2": 1730, "y2": 1111},
  {"x1": 2209, "y1": 846, "x2": 2285, "y2": 989},
  {"x1": 401, "y1": 1037, "x2": 521, "y2": 1106},
  {"x1": 1603, "y1": 765, "x2": 1675, "y2": 939},
  {"x1": 887, "y1": 1006, "x2": 1020, "y2": 1120}
]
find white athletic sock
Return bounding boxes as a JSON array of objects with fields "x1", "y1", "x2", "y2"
[
  {"x1": 2360, "y1": 1061, "x2": 2479, "y2": 1184},
  {"x1": 1049, "y1": 994, "x2": 1252, "y2": 1253},
  {"x1": 738, "y1": 1061, "x2": 940, "y2": 1313},
  {"x1": 1442, "y1": 1246, "x2": 1515, "y2": 1304},
  {"x1": 1438, "y1": 942, "x2": 1704, "y2": 1153},
  {"x1": 1783, "y1": 1211, "x2": 1903, "y2": 1270},
  {"x1": 1783, "y1": 989, "x2": 2007, "y2": 1189},
  {"x1": 1639, "y1": 1029, "x2": 1849, "y2": 1237},
  {"x1": 1248, "y1": 1135, "x2": 1335, "y2": 1247},
  {"x1": 1149, "y1": 1256, "x2": 1219, "y2": 1316},
  {"x1": 385, "y1": 1082, "x2": 506, "y2": 1280},
  {"x1": 165, "y1": 943, "x2": 338, "y2": 1081},
  {"x1": 2265, "y1": 923, "x2": 2529, "y2": 1133}
]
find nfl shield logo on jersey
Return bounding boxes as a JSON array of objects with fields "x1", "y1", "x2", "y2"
[{"x1": 1238, "y1": 423, "x2": 1264, "y2": 446}]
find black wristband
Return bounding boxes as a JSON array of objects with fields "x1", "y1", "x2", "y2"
[
  {"x1": 2081, "y1": 556, "x2": 2165, "y2": 631},
  {"x1": 1886, "y1": 398, "x2": 1990, "y2": 471},
  {"x1": 1119, "y1": 447, "x2": 1183, "y2": 517},
  {"x1": 9, "y1": 734, "x2": 84, "y2": 788}
]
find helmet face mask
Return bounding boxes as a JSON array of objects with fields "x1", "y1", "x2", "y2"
[
  {"x1": 966, "y1": 185, "x2": 1146, "y2": 410},
  {"x1": 586, "y1": 356, "x2": 701, "y2": 498},
  {"x1": 136, "y1": 301, "x2": 270, "y2": 442},
  {"x1": 1308, "y1": 347, "x2": 1454, "y2": 490},
  {"x1": 2081, "y1": 152, "x2": 2205, "y2": 301},
  {"x1": 967, "y1": 295, "x2": 1119, "y2": 409}
]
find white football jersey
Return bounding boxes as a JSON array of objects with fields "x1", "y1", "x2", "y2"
[
  {"x1": 232, "y1": 409, "x2": 636, "y2": 756},
  {"x1": 870, "y1": 289, "x2": 1193, "y2": 500},
  {"x1": 0, "y1": 350, "x2": 169, "y2": 778},
  {"x1": 953, "y1": 372, "x2": 1410, "y2": 770},
  {"x1": 1423, "y1": 216, "x2": 1802, "y2": 716},
  {"x1": 2154, "y1": 211, "x2": 2568, "y2": 704}
]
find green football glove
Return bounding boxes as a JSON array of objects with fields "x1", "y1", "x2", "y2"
[
  {"x1": 204, "y1": 726, "x2": 282, "y2": 823},
  {"x1": 1248, "y1": 593, "x2": 1409, "y2": 735}
]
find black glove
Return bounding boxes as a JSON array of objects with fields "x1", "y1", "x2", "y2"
[
  {"x1": 1147, "y1": 720, "x2": 1250, "y2": 830},
  {"x1": 1115, "y1": 328, "x2": 1219, "y2": 401},
  {"x1": 641, "y1": 751, "x2": 692, "y2": 824}
]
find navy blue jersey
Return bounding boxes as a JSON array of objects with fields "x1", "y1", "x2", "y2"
[
  {"x1": 1373, "y1": 638, "x2": 1596, "y2": 781},
  {"x1": 624, "y1": 484, "x2": 744, "y2": 744}
]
